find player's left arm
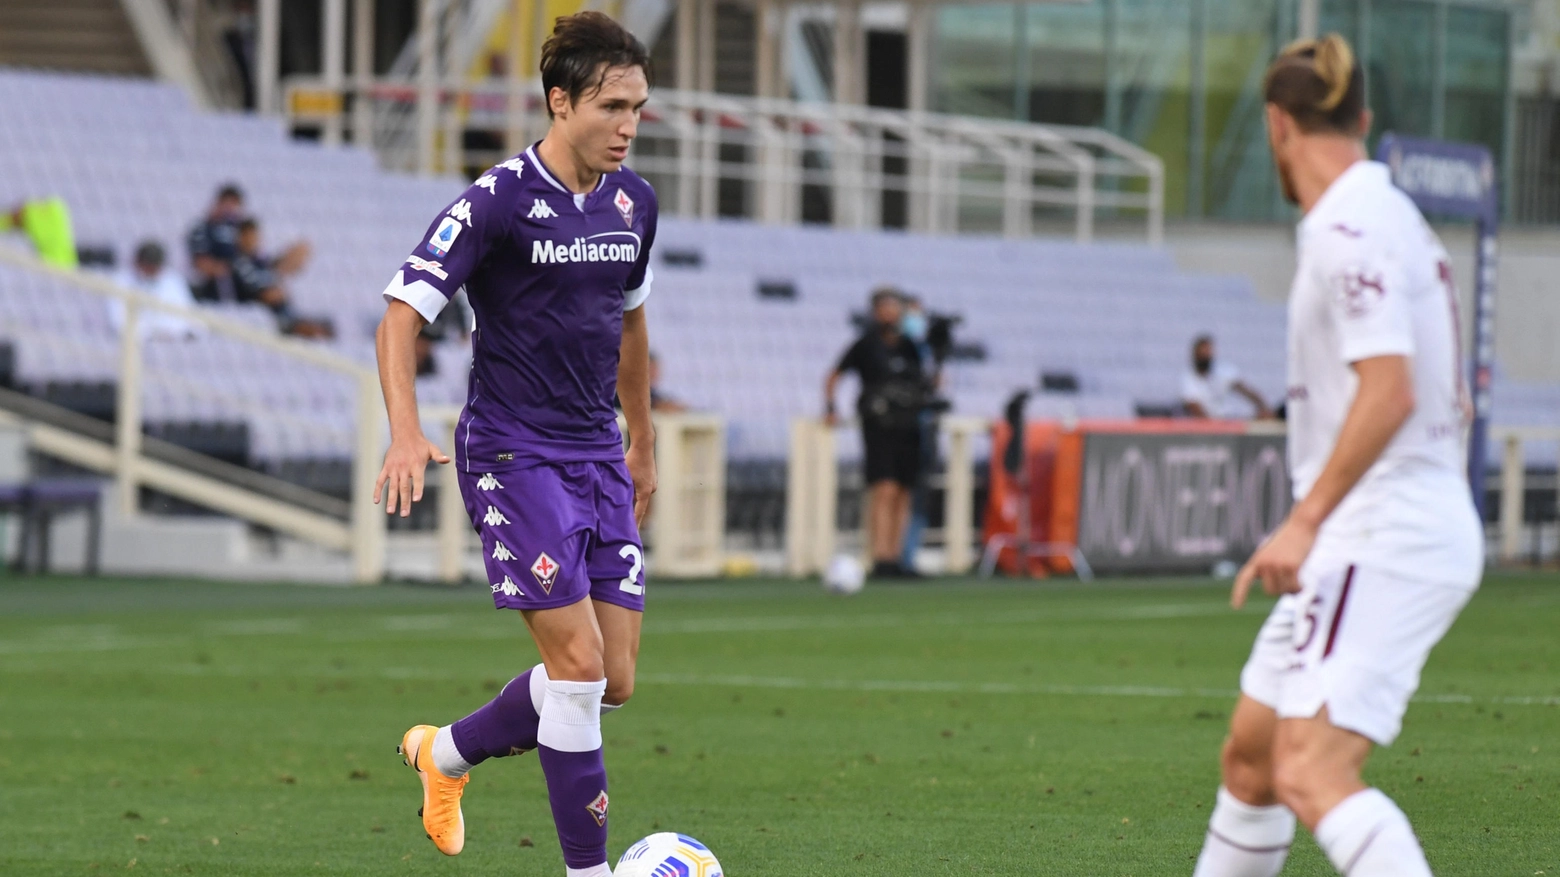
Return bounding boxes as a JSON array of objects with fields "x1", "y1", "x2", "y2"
[
  {"x1": 619, "y1": 305, "x2": 656, "y2": 527},
  {"x1": 1233, "y1": 236, "x2": 1415, "y2": 608},
  {"x1": 1232, "y1": 380, "x2": 1274, "y2": 419},
  {"x1": 619, "y1": 194, "x2": 658, "y2": 528}
]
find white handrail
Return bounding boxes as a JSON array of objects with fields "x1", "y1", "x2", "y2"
[
  {"x1": 785, "y1": 415, "x2": 983, "y2": 578},
  {"x1": 282, "y1": 78, "x2": 1165, "y2": 244},
  {"x1": 1489, "y1": 425, "x2": 1560, "y2": 565},
  {"x1": 0, "y1": 245, "x2": 387, "y2": 582}
]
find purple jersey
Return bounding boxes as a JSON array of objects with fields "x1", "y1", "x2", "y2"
[{"x1": 382, "y1": 144, "x2": 658, "y2": 471}]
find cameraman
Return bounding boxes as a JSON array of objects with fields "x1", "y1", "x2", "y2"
[{"x1": 825, "y1": 288, "x2": 928, "y2": 579}]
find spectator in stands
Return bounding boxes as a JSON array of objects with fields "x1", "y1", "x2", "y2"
[
  {"x1": 825, "y1": 287, "x2": 929, "y2": 579},
  {"x1": 2, "y1": 197, "x2": 77, "y2": 268},
  {"x1": 649, "y1": 352, "x2": 687, "y2": 413},
  {"x1": 221, "y1": 218, "x2": 334, "y2": 338},
  {"x1": 188, "y1": 183, "x2": 310, "y2": 303},
  {"x1": 1181, "y1": 334, "x2": 1272, "y2": 419},
  {"x1": 187, "y1": 183, "x2": 247, "y2": 299},
  {"x1": 110, "y1": 241, "x2": 202, "y2": 340}
]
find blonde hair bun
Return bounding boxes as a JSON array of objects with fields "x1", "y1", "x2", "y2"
[{"x1": 1313, "y1": 34, "x2": 1356, "y2": 111}]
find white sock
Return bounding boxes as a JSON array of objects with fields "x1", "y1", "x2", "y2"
[
  {"x1": 1315, "y1": 788, "x2": 1432, "y2": 876},
  {"x1": 1192, "y1": 786, "x2": 1295, "y2": 877},
  {"x1": 565, "y1": 864, "x2": 611, "y2": 877},
  {"x1": 430, "y1": 725, "x2": 473, "y2": 778},
  {"x1": 530, "y1": 664, "x2": 623, "y2": 719},
  {"x1": 537, "y1": 678, "x2": 607, "y2": 752}
]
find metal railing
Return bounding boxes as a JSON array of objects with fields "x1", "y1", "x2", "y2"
[
  {"x1": 786, "y1": 416, "x2": 983, "y2": 577},
  {"x1": 1492, "y1": 425, "x2": 1560, "y2": 565},
  {"x1": 423, "y1": 407, "x2": 727, "y2": 583},
  {"x1": 0, "y1": 246, "x2": 387, "y2": 583},
  {"x1": 282, "y1": 78, "x2": 1165, "y2": 244}
]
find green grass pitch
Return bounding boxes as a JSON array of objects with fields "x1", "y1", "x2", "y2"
[{"x1": 1, "y1": 571, "x2": 1557, "y2": 875}]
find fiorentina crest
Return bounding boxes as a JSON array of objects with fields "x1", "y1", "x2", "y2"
[
  {"x1": 531, "y1": 552, "x2": 560, "y2": 593},
  {"x1": 586, "y1": 790, "x2": 610, "y2": 826},
  {"x1": 614, "y1": 188, "x2": 634, "y2": 227}
]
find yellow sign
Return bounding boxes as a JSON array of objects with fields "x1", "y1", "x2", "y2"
[{"x1": 290, "y1": 89, "x2": 344, "y2": 117}]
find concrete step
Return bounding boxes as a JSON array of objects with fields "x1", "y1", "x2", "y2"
[{"x1": 0, "y1": 0, "x2": 149, "y2": 76}]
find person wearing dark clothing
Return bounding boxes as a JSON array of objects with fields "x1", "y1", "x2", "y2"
[
  {"x1": 200, "y1": 218, "x2": 332, "y2": 338},
  {"x1": 825, "y1": 287, "x2": 928, "y2": 579},
  {"x1": 188, "y1": 183, "x2": 246, "y2": 302},
  {"x1": 188, "y1": 183, "x2": 312, "y2": 311}
]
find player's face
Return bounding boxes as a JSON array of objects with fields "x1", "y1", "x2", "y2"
[
  {"x1": 553, "y1": 64, "x2": 650, "y2": 175},
  {"x1": 1264, "y1": 104, "x2": 1300, "y2": 206}
]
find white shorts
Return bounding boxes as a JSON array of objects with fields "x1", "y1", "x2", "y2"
[{"x1": 1239, "y1": 559, "x2": 1476, "y2": 746}]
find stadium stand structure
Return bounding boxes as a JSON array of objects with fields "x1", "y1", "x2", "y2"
[
  {"x1": 0, "y1": 67, "x2": 1555, "y2": 513},
  {"x1": 0, "y1": 0, "x2": 150, "y2": 76}
]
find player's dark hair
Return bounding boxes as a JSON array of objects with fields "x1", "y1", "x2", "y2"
[
  {"x1": 1264, "y1": 33, "x2": 1365, "y2": 136},
  {"x1": 217, "y1": 183, "x2": 244, "y2": 202},
  {"x1": 1192, "y1": 333, "x2": 1213, "y2": 350},
  {"x1": 540, "y1": 12, "x2": 652, "y2": 118}
]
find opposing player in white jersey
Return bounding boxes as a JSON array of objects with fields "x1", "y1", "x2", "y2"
[{"x1": 1191, "y1": 35, "x2": 1482, "y2": 877}]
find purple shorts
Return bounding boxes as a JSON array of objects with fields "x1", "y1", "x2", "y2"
[{"x1": 458, "y1": 461, "x2": 645, "y2": 612}]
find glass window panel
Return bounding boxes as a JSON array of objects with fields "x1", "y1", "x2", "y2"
[
  {"x1": 1112, "y1": 0, "x2": 1194, "y2": 214},
  {"x1": 1443, "y1": 5, "x2": 1507, "y2": 171},
  {"x1": 1368, "y1": 0, "x2": 1437, "y2": 141},
  {"x1": 933, "y1": 4, "x2": 1022, "y2": 119},
  {"x1": 1023, "y1": 1, "x2": 1107, "y2": 127},
  {"x1": 1202, "y1": 0, "x2": 1288, "y2": 220}
]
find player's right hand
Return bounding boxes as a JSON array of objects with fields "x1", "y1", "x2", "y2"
[{"x1": 375, "y1": 435, "x2": 451, "y2": 517}]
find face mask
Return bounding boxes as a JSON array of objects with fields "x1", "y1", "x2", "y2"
[
  {"x1": 901, "y1": 312, "x2": 928, "y2": 342},
  {"x1": 1194, "y1": 356, "x2": 1213, "y2": 375}
]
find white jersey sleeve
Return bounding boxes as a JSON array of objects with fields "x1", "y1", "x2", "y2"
[{"x1": 1314, "y1": 227, "x2": 1415, "y2": 364}]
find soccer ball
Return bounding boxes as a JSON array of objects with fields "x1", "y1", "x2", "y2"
[
  {"x1": 823, "y1": 553, "x2": 865, "y2": 595},
  {"x1": 614, "y1": 832, "x2": 722, "y2": 877}
]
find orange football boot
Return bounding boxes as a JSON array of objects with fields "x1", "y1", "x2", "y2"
[{"x1": 398, "y1": 724, "x2": 469, "y2": 855}]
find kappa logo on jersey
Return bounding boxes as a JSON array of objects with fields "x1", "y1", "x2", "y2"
[
  {"x1": 426, "y1": 216, "x2": 462, "y2": 257},
  {"x1": 476, "y1": 473, "x2": 503, "y2": 491},
  {"x1": 492, "y1": 542, "x2": 516, "y2": 562},
  {"x1": 474, "y1": 174, "x2": 498, "y2": 195},
  {"x1": 490, "y1": 576, "x2": 522, "y2": 597},
  {"x1": 1333, "y1": 268, "x2": 1387, "y2": 319},
  {"x1": 531, "y1": 235, "x2": 639, "y2": 265},
  {"x1": 585, "y1": 790, "x2": 610, "y2": 827},
  {"x1": 447, "y1": 199, "x2": 475, "y2": 227},
  {"x1": 483, "y1": 505, "x2": 510, "y2": 527},
  {"x1": 403, "y1": 256, "x2": 448, "y2": 280},
  {"x1": 613, "y1": 188, "x2": 634, "y2": 227},
  {"x1": 1331, "y1": 223, "x2": 1364, "y2": 239},
  {"x1": 495, "y1": 157, "x2": 525, "y2": 178},
  {"x1": 528, "y1": 199, "x2": 558, "y2": 220},
  {"x1": 530, "y1": 552, "x2": 560, "y2": 593}
]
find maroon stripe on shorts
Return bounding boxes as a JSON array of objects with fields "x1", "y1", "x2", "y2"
[{"x1": 1323, "y1": 565, "x2": 1356, "y2": 659}]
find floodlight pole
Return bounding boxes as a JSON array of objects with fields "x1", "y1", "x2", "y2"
[{"x1": 1298, "y1": 0, "x2": 1320, "y2": 40}]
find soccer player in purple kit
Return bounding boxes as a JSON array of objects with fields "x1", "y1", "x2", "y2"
[{"x1": 371, "y1": 14, "x2": 657, "y2": 877}]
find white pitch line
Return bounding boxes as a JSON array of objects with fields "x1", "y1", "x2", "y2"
[
  {"x1": 636, "y1": 673, "x2": 1560, "y2": 707},
  {"x1": 0, "y1": 603, "x2": 1239, "y2": 655}
]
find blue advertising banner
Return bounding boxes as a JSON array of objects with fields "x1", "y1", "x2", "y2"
[{"x1": 1378, "y1": 134, "x2": 1499, "y2": 518}]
